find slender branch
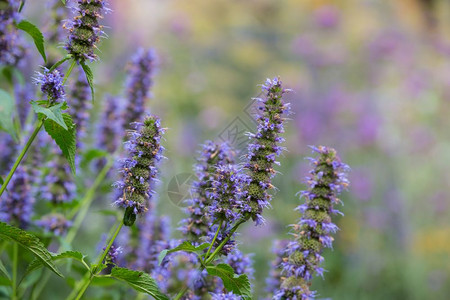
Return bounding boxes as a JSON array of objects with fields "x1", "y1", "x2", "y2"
[
  {"x1": 205, "y1": 218, "x2": 246, "y2": 265},
  {"x1": 204, "y1": 220, "x2": 223, "y2": 260},
  {"x1": 63, "y1": 60, "x2": 77, "y2": 85}
]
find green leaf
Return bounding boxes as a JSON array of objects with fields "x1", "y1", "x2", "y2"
[
  {"x1": 158, "y1": 241, "x2": 210, "y2": 266},
  {"x1": 0, "y1": 89, "x2": 17, "y2": 141},
  {"x1": 24, "y1": 251, "x2": 88, "y2": 277},
  {"x1": 60, "y1": 0, "x2": 66, "y2": 4},
  {"x1": 31, "y1": 102, "x2": 68, "y2": 130},
  {"x1": 0, "y1": 222, "x2": 63, "y2": 278},
  {"x1": 206, "y1": 263, "x2": 252, "y2": 299},
  {"x1": 110, "y1": 267, "x2": 169, "y2": 300},
  {"x1": 0, "y1": 176, "x2": 4, "y2": 186},
  {"x1": 16, "y1": 20, "x2": 46, "y2": 63},
  {"x1": 44, "y1": 113, "x2": 77, "y2": 174},
  {"x1": 80, "y1": 61, "x2": 94, "y2": 101},
  {"x1": 0, "y1": 260, "x2": 9, "y2": 280}
]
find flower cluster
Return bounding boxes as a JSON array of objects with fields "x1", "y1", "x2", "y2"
[
  {"x1": 243, "y1": 77, "x2": 291, "y2": 225},
  {"x1": 0, "y1": 166, "x2": 34, "y2": 228},
  {"x1": 64, "y1": 0, "x2": 109, "y2": 61},
  {"x1": 70, "y1": 71, "x2": 92, "y2": 146},
  {"x1": 104, "y1": 244, "x2": 122, "y2": 265},
  {"x1": 36, "y1": 213, "x2": 73, "y2": 236},
  {"x1": 0, "y1": 0, "x2": 25, "y2": 66},
  {"x1": 275, "y1": 146, "x2": 349, "y2": 299},
  {"x1": 113, "y1": 115, "x2": 165, "y2": 224},
  {"x1": 179, "y1": 141, "x2": 234, "y2": 243},
  {"x1": 34, "y1": 68, "x2": 65, "y2": 103},
  {"x1": 123, "y1": 48, "x2": 156, "y2": 128},
  {"x1": 207, "y1": 164, "x2": 249, "y2": 224}
]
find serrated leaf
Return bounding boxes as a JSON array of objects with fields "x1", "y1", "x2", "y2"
[
  {"x1": 44, "y1": 113, "x2": 77, "y2": 174},
  {"x1": 206, "y1": 263, "x2": 252, "y2": 299},
  {"x1": 16, "y1": 20, "x2": 46, "y2": 63},
  {"x1": 80, "y1": 61, "x2": 94, "y2": 101},
  {"x1": 0, "y1": 89, "x2": 17, "y2": 141},
  {"x1": 158, "y1": 241, "x2": 210, "y2": 266},
  {"x1": 0, "y1": 260, "x2": 9, "y2": 280},
  {"x1": 110, "y1": 267, "x2": 169, "y2": 300},
  {"x1": 0, "y1": 222, "x2": 63, "y2": 278},
  {"x1": 31, "y1": 102, "x2": 68, "y2": 130},
  {"x1": 24, "y1": 251, "x2": 87, "y2": 277}
]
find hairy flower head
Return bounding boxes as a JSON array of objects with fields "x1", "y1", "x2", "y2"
[
  {"x1": 242, "y1": 77, "x2": 291, "y2": 225},
  {"x1": 275, "y1": 146, "x2": 349, "y2": 299},
  {"x1": 113, "y1": 115, "x2": 165, "y2": 226},
  {"x1": 64, "y1": 0, "x2": 110, "y2": 61}
]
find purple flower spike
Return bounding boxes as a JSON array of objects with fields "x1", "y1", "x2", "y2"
[
  {"x1": 34, "y1": 68, "x2": 65, "y2": 103},
  {"x1": 179, "y1": 141, "x2": 235, "y2": 244},
  {"x1": 275, "y1": 146, "x2": 349, "y2": 299},
  {"x1": 243, "y1": 77, "x2": 291, "y2": 225},
  {"x1": 113, "y1": 115, "x2": 165, "y2": 225},
  {"x1": 64, "y1": 0, "x2": 110, "y2": 61},
  {"x1": 0, "y1": 166, "x2": 34, "y2": 229},
  {"x1": 123, "y1": 48, "x2": 156, "y2": 128}
]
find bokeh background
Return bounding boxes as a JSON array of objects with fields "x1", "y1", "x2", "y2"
[{"x1": 4, "y1": 0, "x2": 450, "y2": 299}]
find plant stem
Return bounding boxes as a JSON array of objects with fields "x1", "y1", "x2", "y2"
[
  {"x1": 63, "y1": 60, "x2": 77, "y2": 85},
  {"x1": 0, "y1": 119, "x2": 44, "y2": 198},
  {"x1": 204, "y1": 221, "x2": 223, "y2": 260},
  {"x1": 69, "y1": 221, "x2": 124, "y2": 300},
  {"x1": 12, "y1": 243, "x2": 18, "y2": 300},
  {"x1": 205, "y1": 218, "x2": 246, "y2": 265},
  {"x1": 65, "y1": 156, "x2": 114, "y2": 244},
  {"x1": 173, "y1": 285, "x2": 190, "y2": 300}
]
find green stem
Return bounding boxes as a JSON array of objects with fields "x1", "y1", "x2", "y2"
[
  {"x1": 205, "y1": 218, "x2": 246, "y2": 265},
  {"x1": 204, "y1": 221, "x2": 223, "y2": 260},
  {"x1": 12, "y1": 243, "x2": 18, "y2": 300},
  {"x1": 69, "y1": 221, "x2": 124, "y2": 300},
  {"x1": 63, "y1": 60, "x2": 77, "y2": 85},
  {"x1": 0, "y1": 119, "x2": 44, "y2": 198},
  {"x1": 173, "y1": 285, "x2": 190, "y2": 300},
  {"x1": 65, "y1": 156, "x2": 114, "y2": 245}
]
